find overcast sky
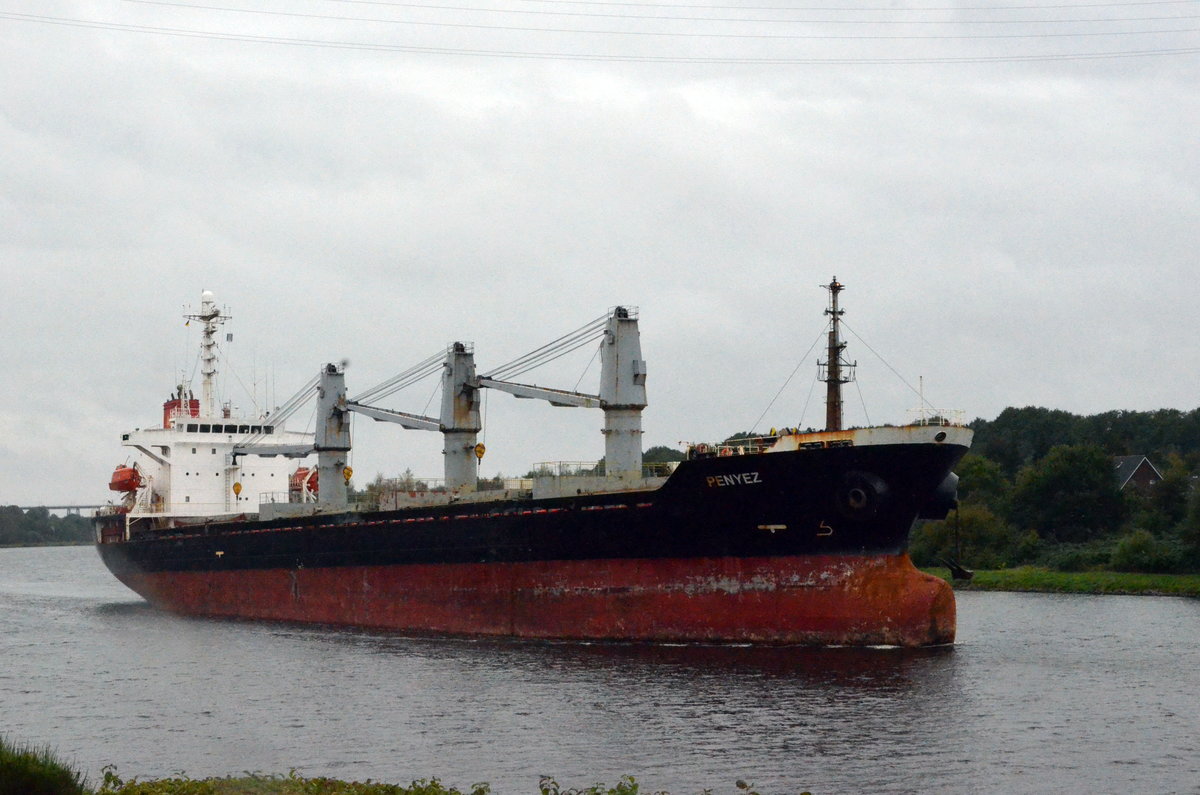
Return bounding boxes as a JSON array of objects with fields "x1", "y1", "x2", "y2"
[{"x1": 1, "y1": 0, "x2": 1197, "y2": 506}]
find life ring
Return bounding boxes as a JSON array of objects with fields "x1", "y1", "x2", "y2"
[
  {"x1": 834, "y1": 470, "x2": 890, "y2": 521},
  {"x1": 718, "y1": 447, "x2": 732, "y2": 457}
]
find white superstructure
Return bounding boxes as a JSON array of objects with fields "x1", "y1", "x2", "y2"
[{"x1": 110, "y1": 291, "x2": 313, "y2": 524}]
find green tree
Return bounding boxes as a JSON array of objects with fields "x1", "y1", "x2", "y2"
[
  {"x1": 1150, "y1": 453, "x2": 1192, "y2": 526},
  {"x1": 1110, "y1": 529, "x2": 1182, "y2": 573},
  {"x1": 643, "y1": 445, "x2": 685, "y2": 464},
  {"x1": 1179, "y1": 486, "x2": 1200, "y2": 568},
  {"x1": 910, "y1": 503, "x2": 1021, "y2": 569},
  {"x1": 0, "y1": 506, "x2": 94, "y2": 546},
  {"x1": 955, "y1": 453, "x2": 1011, "y2": 513},
  {"x1": 970, "y1": 406, "x2": 1083, "y2": 476},
  {"x1": 1009, "y1": 444, "x2": 1125, "y2": 542}
]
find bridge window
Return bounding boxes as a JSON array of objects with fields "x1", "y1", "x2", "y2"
[
  {"x1": 251, "y1": 425, "x2": 261, "y2": 433},
  {"x1": 265, "y1": 426, "x2": 274, "y2": 434},
  {"x1": 239, "y1": 425, "x2": 249, "y2": 433},
  {"x1": 199, "y1": 424, "x2": 211, "y2": 433},
  {"x1": 211, "y1": 448, "x2": 217, "y2": 455},
  {"x1": 186, "y1": 424, "x2": 198, "y2": 432},
  {"x1": 224, "y1": 424, "x2": 237, "y2": 433}
]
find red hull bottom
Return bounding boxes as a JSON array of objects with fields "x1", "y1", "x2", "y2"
[{"x1": 115, "y1": 554, "x2": 955, "y2": 647}]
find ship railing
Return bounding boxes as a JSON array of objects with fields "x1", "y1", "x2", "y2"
[
  {"x1": 369, "y1": 475, "x2": 538, "y2": 494},
  {"x1": 477, "y1": 477, "x2": 534, "y2": 492},
  {"x1": 686, "y1": 438, "x2": 774, "y2": 458},
  {"x1": 133, "y1": 501, "x2": 256, "y2": 516},
  {"x1": 259, "y1": 490, "x2": 337, "y2": 505},
  {"x1": 530, "y1": 461, "x2": 604, "y2": 478},
  {"x1": 718, "y1": 440, "x2": 771, "y2": 456},
  {"x1": 905, "y1": 408, "x2": 966, "y2": 427},
  {"x1": 641, "y1": 461, "x2": 679, "y2": 477},
  {"x1": 530, "y1": 460, "x2": 679, "y2": 478},
  {"x1": 167, "y1": 406, "x2": 200, "y2": 423},
  {"x1": 259, "y1": 491, "x2": 296, "y2": 506},
  {"x1": 374, "y1": 476, "x2": 450, "y2": 495}
]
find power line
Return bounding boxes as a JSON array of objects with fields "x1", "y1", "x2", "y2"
[
  {"x1": 319, "y1": 0, "x2": 1200, "y2": 24},
  {"x1": 119, "y1": 0, "x2": 1200, "y2": 40},
  {"x1": 2, "y1": 10, "x2": 1198, "y2": 62},
  {"x1": 491, "y1": 0, "x2": 1198, "y2": 10}
]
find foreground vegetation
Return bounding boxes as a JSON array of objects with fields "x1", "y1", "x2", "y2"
[
  {"x1": 0, "y1": 736, "x2": 90, "y2": 795},
  {"x1": 93, "y1": 771, "x2": 492, "y2": 795},
  {"x1": 1, "y1": 737, "x2": 780, "y2": 795},
  {"x1": 925, "y1": 566, "x2": 1200, "y2": 598}
]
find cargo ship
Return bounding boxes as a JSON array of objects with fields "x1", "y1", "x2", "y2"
[{"x1": 96, "y1": 280, "x2": 971, "y2": 646}]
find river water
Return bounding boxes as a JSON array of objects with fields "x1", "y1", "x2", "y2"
[{"x1": 1, "y1": 546, "x2": 1197, "y2": 794}]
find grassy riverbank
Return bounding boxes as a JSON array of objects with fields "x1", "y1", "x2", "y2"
[
  {"x1": 94, "y1": 772, "x2": 497, "y2": 795},
  {"x1": 0, "y1": 738, "x2": 776, "y2": 795},
  {"x1": 1, "y1": 768, "x2": 751, "y2": 795},
  {"x1": 924, "y1": 566, "x2": 1200, "y2": 597},
  {"x1": 0, "y1": 736, "x2": 90, "y2": 795}
]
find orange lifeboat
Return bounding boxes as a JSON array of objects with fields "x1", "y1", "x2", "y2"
[
  {"x1": 290, "y1": 467, "x2": 318, "y2": 497},
  {"x1": 108, "y1": 465, "x2": 142, "y2": 493}
]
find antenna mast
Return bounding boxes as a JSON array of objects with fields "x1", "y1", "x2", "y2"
[
  {"x1": 184, "y1": 290, "x2": 230, "y2": 417},
  {"x1": 818, "y1": 276, "x2": 856, "y2": 432}
]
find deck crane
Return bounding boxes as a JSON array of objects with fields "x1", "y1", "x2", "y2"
[
  {"x1": 345, "y1": 343, "x2": 482, "y2": 495},
  {"x1": 477, "y1": 306, "x2": 647, "y2": 480},
  {"x1": 231, "y1": 363, "x2": 351, "y2": 509},
  {"x1": 234, "y1": 306, "x2": 647, "y2": 510}
]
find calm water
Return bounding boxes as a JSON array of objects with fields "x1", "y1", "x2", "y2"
[{"x1": 1, "y1": 546, "x2": 1197, "y2": 794}]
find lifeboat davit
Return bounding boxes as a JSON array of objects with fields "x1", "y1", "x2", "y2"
[
  {"x1": 108, "y1": 465, "x2": 142, "y2": 493},
  {"x1": 290, "y1": 467, "x2": 318, "y2": 497}
]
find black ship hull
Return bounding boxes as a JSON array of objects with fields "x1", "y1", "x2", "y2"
[{"x1": 97, "y1": 439, "x2": 967, "y2": 646}]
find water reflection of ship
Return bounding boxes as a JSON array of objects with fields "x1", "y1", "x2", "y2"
[
  {"x1": 510, "y1": 640, "x2": 955, "y2": 688},
  {"x1": 96, "y1": 279, "x2": 971, "y2": 646}
]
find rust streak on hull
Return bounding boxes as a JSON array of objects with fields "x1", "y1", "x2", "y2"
[{"x1": 113, "y1": 553, "x2": 953, "y2": 647}]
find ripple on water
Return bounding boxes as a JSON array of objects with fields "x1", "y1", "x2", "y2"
[{"x1": 2, "y1": 548, "x2": 1199, "y2": 793}]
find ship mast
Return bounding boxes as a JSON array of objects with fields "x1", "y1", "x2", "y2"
[
  {"x1": 818, "y1": 276, "x2": 856, "y2": 432},
  {"x1": 184, "y1": 290, "x2": 230, "y2": 417}
]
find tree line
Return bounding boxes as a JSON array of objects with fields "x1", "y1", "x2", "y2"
[
  {"x1": 911, "y1": 406, "x2": 1200, "y2": 573},
  {"x1": 12, "y1": 405, "x2": 1200, "y2": 570},
  {"x1": 0, "y1": 506, "x2": 93, "y2": 546}
]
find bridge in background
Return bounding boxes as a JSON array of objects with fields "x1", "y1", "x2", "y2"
[{"x1": 15, "y1": 505, "x2": 106, "y2": 517}]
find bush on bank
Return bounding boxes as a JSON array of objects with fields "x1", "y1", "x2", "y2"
[
  {"x1": 95, "y1": 770, "x2": 490, "y2": 795},
  {"x1": 0, "y1": 735, "x2": 90, "y2": 795},
  {"x1": 1, "y1": 747, "x2": 781, "y2": 795}
]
